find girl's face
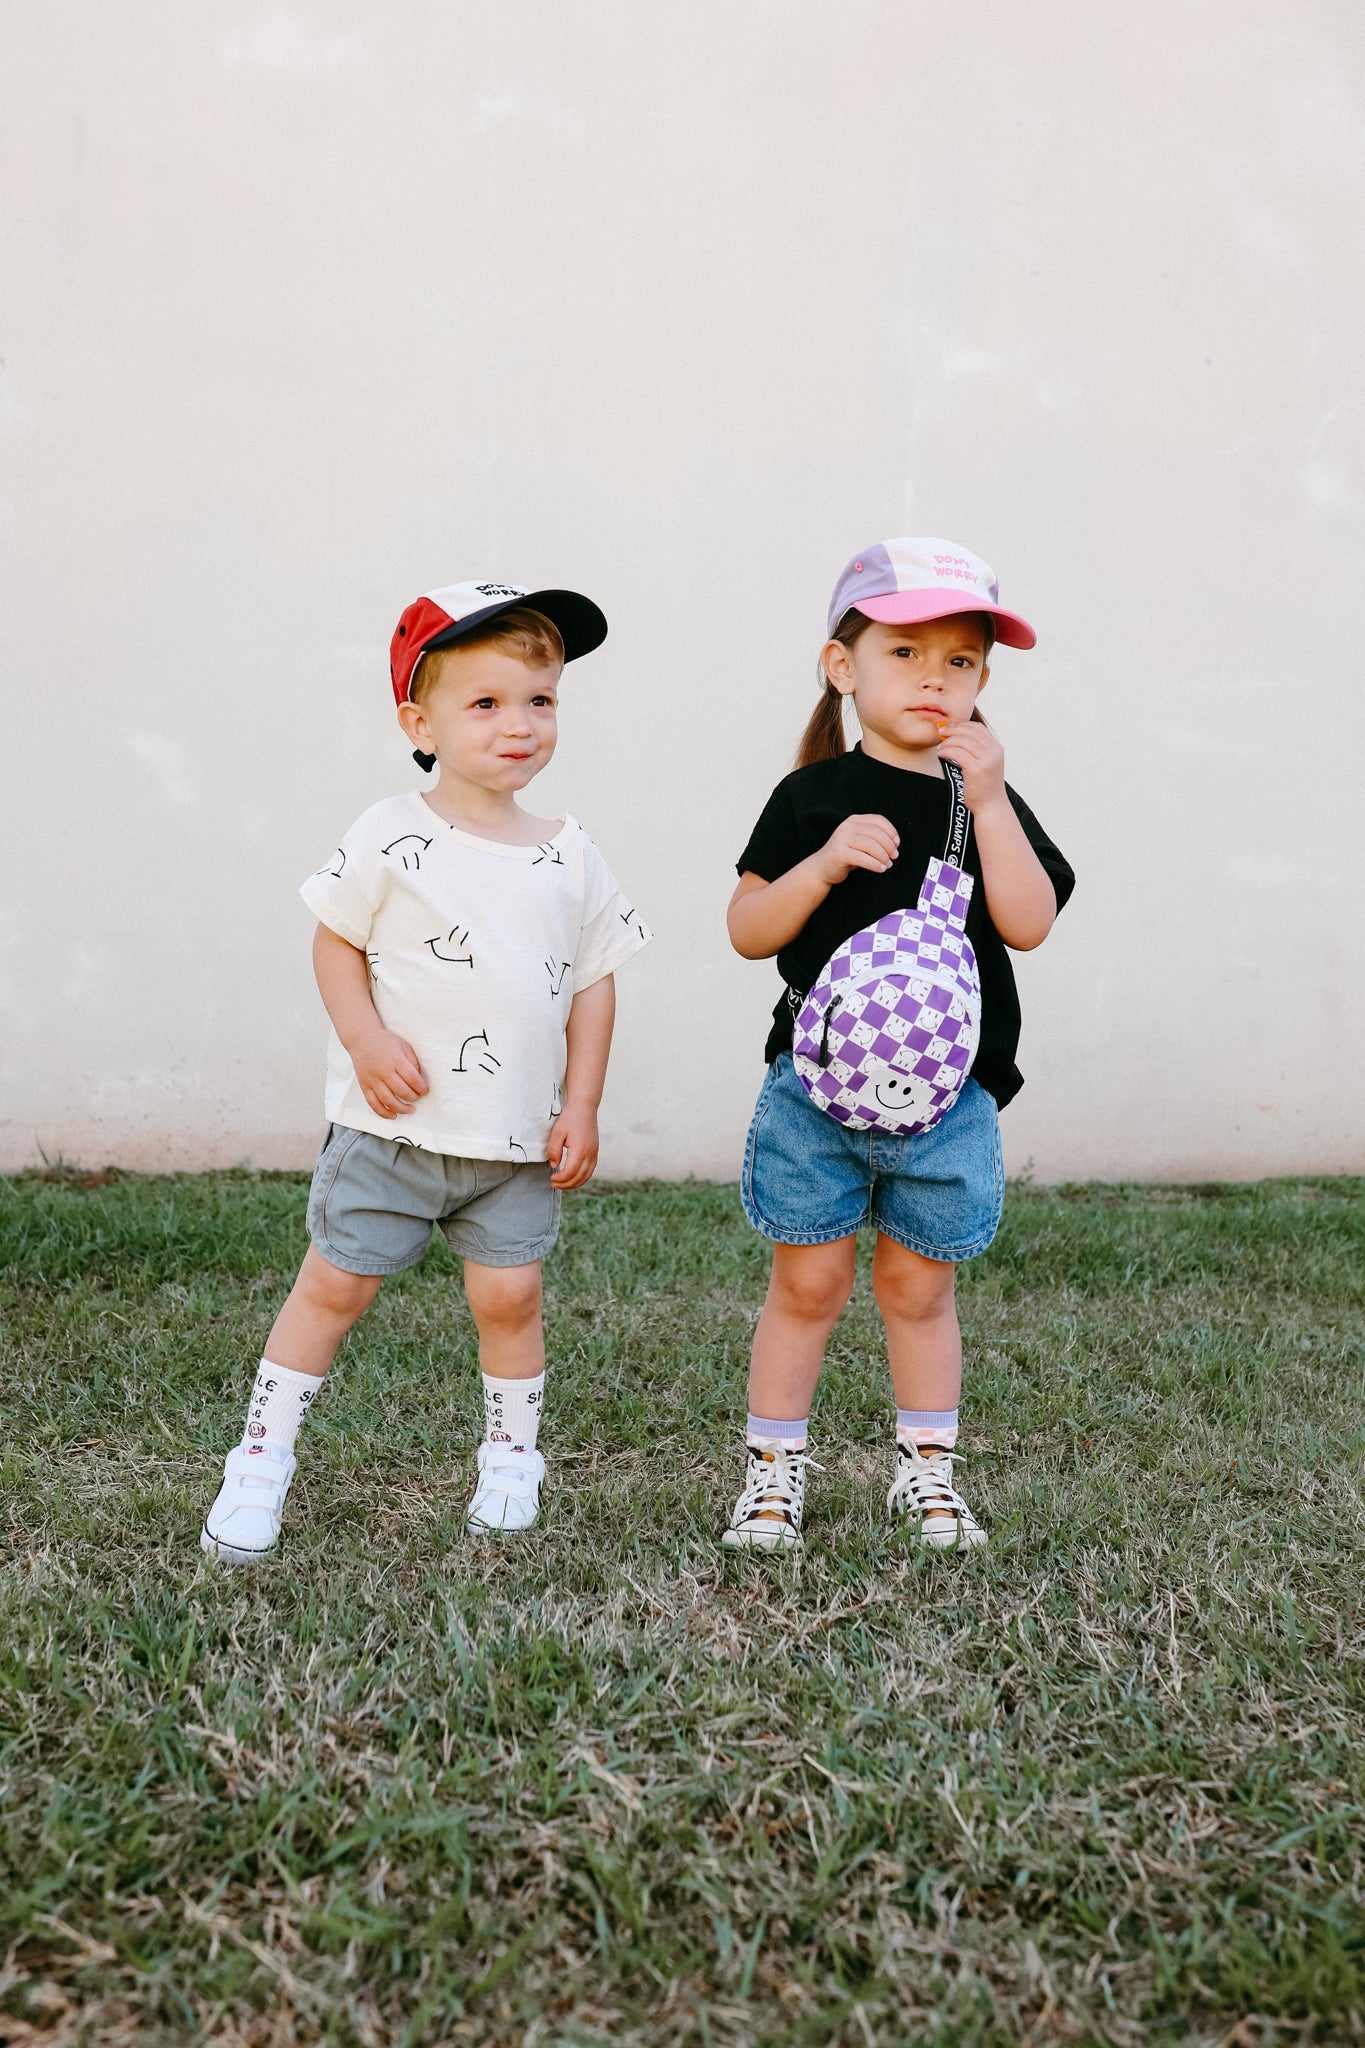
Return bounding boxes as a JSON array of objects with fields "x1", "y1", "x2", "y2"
[{"x1": 826, "y1": 616, "x2": 990, "y2": 771}]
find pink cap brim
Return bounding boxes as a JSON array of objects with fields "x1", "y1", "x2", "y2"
[{"x1": 854, "y1": 589, "x2": 1036, "y2": 650}]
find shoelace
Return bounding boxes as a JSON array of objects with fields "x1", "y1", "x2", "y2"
[
  {"x1": 886, "y1": 1446, "x2": 973, "y2": 1523},
  {"x1": 732, "y1": 1448, "x2": 823, "y2": 1528}
]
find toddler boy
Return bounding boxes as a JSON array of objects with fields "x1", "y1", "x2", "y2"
[{"x1": 202, "y1": 580, "x2": 650, "y2": 1560}]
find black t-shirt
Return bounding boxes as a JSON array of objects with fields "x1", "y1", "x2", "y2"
[{"x1": 736, "y1": 745, "x2": 1075, "y2": 1108}]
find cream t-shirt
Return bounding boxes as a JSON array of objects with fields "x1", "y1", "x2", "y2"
[{"x1": 299, "y1": 793, "x2": 651, "y2": 1163}]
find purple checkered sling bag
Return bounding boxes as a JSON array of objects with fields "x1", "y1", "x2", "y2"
[{"x1": 790, "y1": 761, "x2": 980, "y2": 1137}]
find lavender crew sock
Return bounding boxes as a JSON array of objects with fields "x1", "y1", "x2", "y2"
[{"x1": 746, "y1": 1413, "x2": 809, "y2": 1450}]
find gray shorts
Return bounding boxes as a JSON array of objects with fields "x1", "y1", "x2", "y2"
[{"x1": 306, "y1": 1124, "x2": 561, "y2": 1275}]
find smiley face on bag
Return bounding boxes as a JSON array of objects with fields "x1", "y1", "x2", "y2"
[{"x1": 853, "y1": 1060, "x2": 936, "y2": 1125}]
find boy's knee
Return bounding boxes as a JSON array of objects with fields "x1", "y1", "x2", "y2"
[
  {"x1": 304, "y1": 1253, "x2": 382, "y2": 1320},
  {"x1": 466, "y1": 1262, "x2": 542, "y2": 1330}
]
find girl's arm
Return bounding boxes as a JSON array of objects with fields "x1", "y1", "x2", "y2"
[
  {"x1": 548, "y1": 973, "x2": 615, "y2": 1188},
  {"x1": 935, "y1": 724, "x2": 1057, "y2": 949},
  {"x1": 727, "y1": 814, "x2": 901, "y2": 959},
  {"x1": 312, "y1": 923, "x2": 429, "y2": 1116}
]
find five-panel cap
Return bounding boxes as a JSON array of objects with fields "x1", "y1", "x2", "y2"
[
  {"x1": 828, "y1": 537, "x2": 1036, "y2": 650},
  {"x1": 389, "y1": 581, "x2": 608, "y2": 706}
]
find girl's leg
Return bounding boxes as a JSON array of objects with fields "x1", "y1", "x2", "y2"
[
  {"x1": 747, "y1": 1237, "x2": 858, "y2": 1429},
  {"x1": 723, "y1": 1238, "x2": 856, "y2": 1551},
  {"x1": 869, "y1": 1235, "x2": 960, "y2": 1419},
  {"x1": 871, "y1": 1233, "x2": 984, "y2": 1546},
  {"x1": 462, "y1": 1259, "x2": 547, "y2": 1531}
]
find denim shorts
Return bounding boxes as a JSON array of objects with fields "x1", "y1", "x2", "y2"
[
  {"x1": 741, "y1": 1055, "x2": 1004, "y2": 1261},
  {"x1": 306, "y1": 1124, "x2": 560, "y2": 1275}
]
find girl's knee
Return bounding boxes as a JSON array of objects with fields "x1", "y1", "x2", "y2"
[
  {"x1": 769, "y1": 1246, "x2": 854, "y2": 1326},
  {"x1": 872, "y1": 1242, "x2": 955, "y2": 1323}
]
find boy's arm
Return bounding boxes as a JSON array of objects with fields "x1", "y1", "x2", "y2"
[
  {"x1": 548, "y1": 974, "x2": 615, "y2": 1189},
  {"x1": 312, "y1": 923, "x2": 429, "y2": 1118},
  {"x1": 934, "y1": 723, "x2": 1057, "y2": 950}
]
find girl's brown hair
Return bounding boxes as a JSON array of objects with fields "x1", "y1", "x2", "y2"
[{"x1": 794, "y1": 609, "x2": 997, "y2": 768}]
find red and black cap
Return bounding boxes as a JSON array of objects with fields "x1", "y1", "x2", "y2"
[{"x1": 390, "y1": 579, "x2": 608, "y2": 707}]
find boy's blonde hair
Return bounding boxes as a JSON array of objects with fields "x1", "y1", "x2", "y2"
[{"x1": 411, "y1": 607, "x2": 565, "y2": 705}]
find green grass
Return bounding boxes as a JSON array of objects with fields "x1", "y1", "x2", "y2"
[{"x1": 2, "y1": 1170, "x2": 1364, "y2": 2046}]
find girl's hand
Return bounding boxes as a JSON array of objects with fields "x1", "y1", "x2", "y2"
[
  {"x1": 548, "y1": 1100, "x2": 599, "y2": 1188},
  {"x1": 349, "y1": 1028, "x2": 429, "y2": 1118},
  {"x1": 935, "y1": 718, "x2": 1007, "y2": 813},
  {"x1": 816, "y1": 812, "x2": 900, "y2": 885}
]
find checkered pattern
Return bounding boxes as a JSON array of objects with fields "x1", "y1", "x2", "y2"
[{"x1": 792, "y1": 858, "x2": 982, "y2": 1135}]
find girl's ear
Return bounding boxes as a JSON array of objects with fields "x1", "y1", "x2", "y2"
[{"x1": 822, "y1": 638, "x2": 857, "y2": 698}]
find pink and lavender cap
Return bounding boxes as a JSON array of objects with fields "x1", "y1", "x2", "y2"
[{"x1": 828, "y1": 536, "x2": 1036, "y2": 650}]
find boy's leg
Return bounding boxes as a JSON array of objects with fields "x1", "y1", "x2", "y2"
[
  {"x1": 872, "y1": 1234, "x2": 984, "y2": 1548},
  {"x1": 462, "y1": 1258, "x2": 548, "y2": 1531},
  {"x1": 202, "y1": 1247, "x2": 381, "y2": 1564},
  {"x1": 723, "y1": 1238, "x2": 855, "y2": 1551},
  {"x1": 264, "y1": 1243, "x2": 384, "y2": 1379}
]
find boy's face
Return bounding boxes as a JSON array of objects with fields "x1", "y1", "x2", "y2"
[
  {"x1": 398, "y1": 643, "x2": 562, "y2": 792},
  {"x1": 827, "y1": 615, "x2": 989, "y2": 765}
]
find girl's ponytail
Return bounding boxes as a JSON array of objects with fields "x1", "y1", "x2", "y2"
[
  {"x1": 795, "y1": 678, "x2": 848, "y2": 768},
  {"x1": 795, "y1": 608, "x2": 875, "y2": 768}
]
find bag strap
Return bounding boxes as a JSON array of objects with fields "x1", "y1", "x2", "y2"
[{"x1": 941, "y1": 758, "x2": 971, "y2": 868}]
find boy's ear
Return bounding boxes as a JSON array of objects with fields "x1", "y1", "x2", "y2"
[
  {"x1": 977, "y1": 660, "x2": 991, "y2": 694},
  {"x1": 396, "y1": 699, "x2": 428, "y2": 748}
]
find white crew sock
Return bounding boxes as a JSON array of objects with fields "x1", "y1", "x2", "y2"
[
  {"x1": 241, "y1": 1358, "x2": 322, "y2": 1459},
  {"x1": 482, "y1": 1371, "x2": 544, "y2": 1452}
]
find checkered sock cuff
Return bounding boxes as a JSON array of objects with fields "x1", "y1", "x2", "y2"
[{"x1": 896, "y1": 1407, "x2": 958, "y2": 1450}]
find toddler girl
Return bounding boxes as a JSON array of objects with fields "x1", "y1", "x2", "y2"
[{"x1": 724, "y1": 537, "x2": 1073, "y2": 1551}]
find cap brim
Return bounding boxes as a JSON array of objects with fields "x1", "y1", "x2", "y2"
[
  {"x1": 853, "y1": 590, "x2": 1036, "y2": 650},
  {"x1": 425, "y1": 587, "x2": 608, "y2": 664}
]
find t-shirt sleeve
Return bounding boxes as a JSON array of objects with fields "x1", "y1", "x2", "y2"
[
  {"x1": 298, "y1": 824, "x2": 378, "y2": 948},
  {"x1": 572, "y1": 834, "x2": 653, "y2": 990},
  {"x1": 736, "y1": 777, "x2": 802, "y2": 881},
  {"x1": 1005, "y1": 785, "x2": 1075, "y2": 914}
]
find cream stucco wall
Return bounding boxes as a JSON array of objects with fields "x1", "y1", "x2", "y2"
[{"x1": 4, "y1": 2, "x2": 1363, "y2": 1180}]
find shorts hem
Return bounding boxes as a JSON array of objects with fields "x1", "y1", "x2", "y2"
[
  {"x1": 869, "y1": 1213, "x2": 1000, "y2": 1263},
  {"x1": 309, "y1": 1234, "x2": 429, "y2": 1277},
  {"x1": 442, "y1": 1230, "x2": 559, "y2": 1267}
]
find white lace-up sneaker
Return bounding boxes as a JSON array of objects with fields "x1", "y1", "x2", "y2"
[
  {"x1": 721, "y1": 1443, "x2": 820, "y2": 1551},
  {"x1": 887, "y1": 1444, "x2": 987, "y2": 1550},
  {"x1": 466, "y1": 1442, "x2": 546, "y2": 1532},
  {"x1": 201, "y1": 1445, "x2": 296, "y2": 1563}
]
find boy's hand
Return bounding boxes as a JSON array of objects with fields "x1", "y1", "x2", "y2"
[
  {"x1": 349, "y1": 1028, "x2": 429, "y2": 1118},
  {"x1": 816, "y1": 813, "x2": 900, "y2": 886},
  {"x1": 936, "y1": 718, "x2": 1007, "y2": 814},
  {"x1": 548, "y1": 1099, "x2": 599, "y2": 1188}
]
